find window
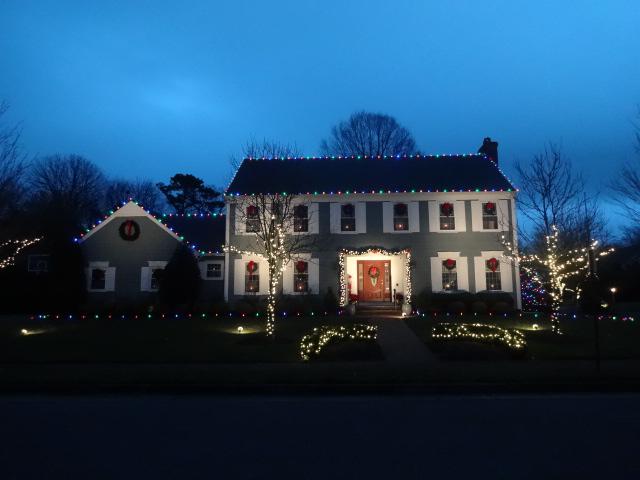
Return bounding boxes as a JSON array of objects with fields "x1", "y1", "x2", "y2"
[
  {"x1": 482, "y1": 202, "x2": 498, "y2": 229},
  {"x1": 206, "y1": 262, "x2": 222, "y2": 279},
  {"x1": 439, "y1": 202, "x2": 455, "y2": 230},
  {"x1": 293, "y1": 260, "x2": 309, "y2": 293},
  {"x1": 393, "y1": 203, "x2": 409, "y2": 231},
  {"x1": 90, "y1": 268, "x2": 106, "y2": 290},
  {"x1": 442, "y1": 259, "x2": 457, "y2": 291},
  {"x1": 485, "y1": 258, "x2": 501, "y2": 291},
  {"x1": 293, "y1": 205, "x2": 309, "y2": 232},
  {"x1": 27, "y1": 255, "x2": 49, "y2": 273},
  {"x1": 245, "y1": 261, "x2": 259, "y2": 293},
  {"x1": 341, "y1": 204, "x2": 356, "y2": 231},
  {"x1": 150, "y1": 268, "x2": 163, "y2": 291},
  {"x1": 245, "y1": 205, "x2": 260, "y2": 233}
]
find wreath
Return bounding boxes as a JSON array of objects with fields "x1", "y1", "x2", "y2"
[
  {"x1": 295, "y1": 260, "x2": 307, "y2": 273},
  {"x1": 483, "y1": 202, "x2": 496, "y2": 215},
  {"x1": 119, "y1": 219, "x2": 140, "y2": 241},
  {"x1": 443, "y1": 258, "x2": 456, "y2": 270},
  {"x1": 368, "y1": 265, "x2": 380, "y2": 287},
  {"x1": 394, "y1": 203, "x2": 408, "y2": 216},
  {"x1": 440, "y1": 202, "x2": 454, "y2": 217},
  {"x1": 342, "y1": 203, "x2": 355, "y2": 217},
  {"x1": 246, "y1": 260, "x2": 258, "y2": 273},
  {"x1": 246, "y1": 205, "x2": 258, "y2": 217},
  {"x1": 486, "y1": 257, "x2": 499, "y2": 272}
]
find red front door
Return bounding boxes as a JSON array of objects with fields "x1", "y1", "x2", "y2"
[{"x1": 358, "y1": 260, "x2": 391, "y2": 302}]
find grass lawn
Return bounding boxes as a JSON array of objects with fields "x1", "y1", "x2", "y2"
[
  {"x1": 405, "y1": 312, "x2": 640, "y2": 361},
  {"x1": 0, "y1": 314, "x2": 379, "y2": 363}
]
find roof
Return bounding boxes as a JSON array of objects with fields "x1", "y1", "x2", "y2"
[
  {"x1": 225, "y1": 154, "x2": 516, "y2": 195},
  {"x1": 77, "y1": 201, "x2": 226, "y2": 256},
  {"x1": 162, "y1": 214, "x2": 226, "y2": 255}
]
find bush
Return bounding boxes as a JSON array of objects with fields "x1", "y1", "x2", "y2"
[
  {"x1": 323, "y1": 287, "x2": 338, "y2": 311},
  {"x1": 159, "y1": 245, "x2": 201, "y2": 311},
  {"x1": 413, "y1": 289, "x2": 432, "y2": 311},
  {"x1": 476, "y1": 291, "x2": 515, "y2": 312},
  {"x1": 446, "y1": 300, "x2": 466, "y2": 313},
  {"x1": 492, "y1": 301, "x2": 512, "y2": 314},
  {"x1": 234, "y1": 296, "x2": 265, "y2": 314},
  {"x1": 471, "y1": 301, "x2": 488, "y2": 314}
]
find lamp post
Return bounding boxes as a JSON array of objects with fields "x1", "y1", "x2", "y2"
[{"x1": 610, "y1": 287, "x2": 617, "y2": 309}]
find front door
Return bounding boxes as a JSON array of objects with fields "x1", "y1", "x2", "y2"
[{"x1": 358, "y1": 260, "x2": 391, "y2": 302}]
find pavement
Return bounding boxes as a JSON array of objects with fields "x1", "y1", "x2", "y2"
[{"x1": 371, "y1": 317, "x2": 438, "y2": 364}]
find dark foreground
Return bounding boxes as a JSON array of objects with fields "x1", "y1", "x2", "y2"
[{"x1": 1, "y1": 394, "x2": 639, "y2": 479}]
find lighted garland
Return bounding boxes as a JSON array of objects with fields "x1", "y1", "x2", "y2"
[
  {"x1": 432, "y1": 322, "x2": 526, "y2": 351},
  {"x1": 300, "y1": 324, "x2": 377, "y2": 361},
  {"x1": 338, "y1": 247, "x2": 412, "y2": 306},
  {"x1": 0, "y1": 238, "x2": 42, "y2": 269}
]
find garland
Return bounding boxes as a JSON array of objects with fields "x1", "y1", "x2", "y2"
[
  {"x1": 300, "y1": 324, "x2": 377, "y2": 361},
  {"x1": 431, "y1": 322, "x2": 526, "y2": 350}
]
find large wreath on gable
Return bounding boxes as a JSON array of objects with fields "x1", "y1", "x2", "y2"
[{"x1": 119, "y1": 219, "x2": 140, "y2": 241}]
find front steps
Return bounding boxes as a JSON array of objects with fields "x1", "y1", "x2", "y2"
[{"x1": 355, "y1": 302, "x2": 402, "y2": 318}]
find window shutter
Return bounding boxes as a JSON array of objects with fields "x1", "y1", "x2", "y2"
[
  {"x1": 471, "y1": 201, "x2": 483, "y2": 232},
  {"x1": 355, "y1": 202, "x2": 367, "y2": 234},
  {"x1": 234, "y1": 205, "x2": 245, "y2": 235},
  {"x1": 105, "y1": 267, "x2": 116, "y2": 291},
  {"x1": 308, "y1": 202, "x2": 319, "y2": 234},
  {"x1": 329, "y1": 203, "x2": 341, "y2": 233},
  {"x1": 457, "y1": 257, "x2": 469, "y2": 291},
  {"x1": 430, "y1": 257, "x2": 442, "y2": 292},
  {"x1": 428, "y1": 201, "x2": 439, "y2": 232},
  {"x1": 474, "y1": 257, "x2": 486, "y2": 292},
  {"x1": 140, "y1": 267, "x2": 151, "y2": 291},
  {"x1": 498, "y1": 199, "x2": 510, "y2": 231},
  {"x1": 500, "y1": 259, "x2": 513, "y2": 292},
  {"x1": 308, "y1": 259, "x2": 319, "y2": 294},
  {"x1": 382, "y1": 202, "x2": 394, "y2": 233},
  {"x1": 282, "y1": 261, "x2": 294, "y2": 294},
  {"x1": 408, "y1": 202, "x2": 420, "y2": 233},
  {"x1": 454, "y1": 200, "x2": 466, "y2": 232}
]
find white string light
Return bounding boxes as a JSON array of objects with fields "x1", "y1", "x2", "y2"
[{"x1": 0, "y1": 238, "x2": 42, "y2": 270}]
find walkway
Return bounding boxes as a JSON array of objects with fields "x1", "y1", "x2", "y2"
[{"x1": 371, "y1": 318, "x2": 438, "y2": 364}]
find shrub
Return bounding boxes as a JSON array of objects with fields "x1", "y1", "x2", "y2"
[
  {"x1": 159, "y1": 245, "x2": 201, "y2": 311},
  {"x1": 323, "y1": 287, "x2": 338, "y2": 311},
  {"x1": 413, "y1": 289, "x2": 432, "y2": 311},
  {"x1": 446, "y1": 300, "x2": 466, "y2": 313},
  {"x1": 471, "y1": 301, "x2": 488, "y2": 314},
  {"x1": 476, "y1": 291, "x2": 515, "y2": 311}
]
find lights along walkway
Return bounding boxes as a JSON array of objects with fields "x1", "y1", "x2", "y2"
[{"x1": 371, "y1": 318, "x2": 437, "y2": 364}]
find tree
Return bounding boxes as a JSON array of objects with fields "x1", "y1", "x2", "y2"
[
  {"x1": 320, "y1": 111, "x2": 417, "y2": 157},
  {"x1": 611, "y1": 106, "x2": 640, "y2": 235},
  {"x1": 28, "y1": 154, "x2": 106, "y2": 234},
  {"x1": 229, "y1": 137, "x2": 301, "y2": 173},
  {"x1": 0, "y1": 101, "x2": 27, "y2": 222},
  {"x1": 105, "y1": 178, "x2": 164, "y2": 212},
  {"x1": 228, "y1": 193, "x2": 316, "y2": 336},
  {"x1": 159, "y1": 244, "x2": 201, "y2": 310},
  {"x1": 157, "y1": 174, "x2": 223, "y2": 214}
]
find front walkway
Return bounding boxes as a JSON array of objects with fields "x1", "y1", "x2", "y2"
[{"x1": 371, "y1": 318, "x2": 437, "y2": 364}]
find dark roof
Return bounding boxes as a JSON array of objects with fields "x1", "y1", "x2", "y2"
[
  {"x1": 225, "y1": 154, "x2": 516, "y2": 195},
  {"x1": 162, "y1": 214, "x2": 225, "y2": 255}
]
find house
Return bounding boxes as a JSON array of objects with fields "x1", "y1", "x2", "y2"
[
  {"x1": 224, "y1": 138, "x2": 521, "y2": 310},
  {"x1": 78, "y1": 201, "x2": 225, "y2": 308}
]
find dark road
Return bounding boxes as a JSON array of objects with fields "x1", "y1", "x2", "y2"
[{"x1": 2, "y1": 394, "x2": 639, "y2": 479}]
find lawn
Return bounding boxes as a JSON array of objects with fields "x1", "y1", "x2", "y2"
[
  {"x1": 0, "y1": 314, "x2": 379, "y2": 363},
  {"x1": 405, "y1": 312, "x2": 640, "y2": 361}
]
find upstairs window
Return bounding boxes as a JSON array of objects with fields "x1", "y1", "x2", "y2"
[
  {"x1": 90, "y1": 268, "x2": 106, "y2": 290},
  {"x1": 150, "y1": 268, "x2": 164, "y2": 291},
  {"x1": 245, "y1": 261, "x2": 259, "y2": 293},
  {"x1": 245, "y1": 205, "x2": 260, "y2": 233},
  {"x1": 393, "y1": 203, "x2": 409, "y2": 231},
  {"x1": 341, "y1": 204, "x2": 356, "y2": 231},
  {"x1": 485, "y1": 257, "x2": 501, "y2": 291},
  {"x1": 294, "y1": 260, "x2": 309, "y2": 293},
  {"x1": 206, "y1": 262, "x2": 222, "y2": 279},
  {"x1": 293, "y1": 205, "x2": 309, "y2": 233},
  {"x1": 439, "y1": 202, "x2": 455, "y2": 230},
  {"x1": 482, "y1": 202, "x2": 498, "y2": 230},
  {"x1": 441, "y1": 259, "x2": 457, "y2": 291}
]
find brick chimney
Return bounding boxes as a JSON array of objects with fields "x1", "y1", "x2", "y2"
[{"x1": 478, "y1": 137, "x2": 499, "y2": 164}]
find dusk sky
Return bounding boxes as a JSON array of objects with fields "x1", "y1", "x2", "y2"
[{"x1": 2, "y1": 1, "x2": 639, "y2": 202}]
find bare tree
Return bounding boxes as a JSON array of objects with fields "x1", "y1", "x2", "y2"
[
  {"x1": 29, "y1": 154, "x2": 106, "y2": 230},
  {"x1": 514, "y1": 143, "x2": 584, "y2": 237},
  {"x1": 229, "y1": 137, "x2": 301, "y2": 172},
  {"x1": 105, "y1": 178, "x2": 165, "y2": 212},
  {"x1": 0, "y1": 101, "x2": 27, "y2": 221},
  {"x1": 611, "y1": 107, "x2": 640, "y2": 233},
  {"x1": 320, "y1": 111, "x2": 417, "y2": 157},
  {"x1": 228, "y1": 193, "x2": 316, "y2": 336}
]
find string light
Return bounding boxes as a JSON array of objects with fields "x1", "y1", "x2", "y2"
[
  {"x1": 300, "y1": 324, "x2": 377, "y2": 361},
  {"x1": 502, "y1": 225, "x2": 614, "y2": 334},
  {"x1": 432, "y1": 322, "x2": 526, "y2": 351},
  {"x1": 0, "y1": 238, "x2": 42, "y2": 269},
  {"x1": 338, "y1": 248, "x2": 411, "y2": 306}
]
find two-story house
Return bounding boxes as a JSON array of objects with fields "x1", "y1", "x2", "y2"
[{"x1": 224, "y1": 138, "x2": 521, "y2": 310}]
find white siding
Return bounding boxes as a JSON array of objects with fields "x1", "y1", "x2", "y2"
[
  {"x1": 355, "y1": 202, "x2": 367, "y2": 234},
  {"x1": 408, "y1": 201, "x2": 420, "y2": 233},
  {"x1": 470, "y1": 201, "x2": 483, "y2": 232}
]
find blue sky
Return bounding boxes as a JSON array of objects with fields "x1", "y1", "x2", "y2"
[{"x1": 1, "y1": 0, "x2": 639, "y2": 215}]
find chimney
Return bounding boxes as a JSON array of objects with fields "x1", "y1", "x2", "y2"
[{"x1": 478, "y1": 137, "x2": 499, "y2": 164}]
